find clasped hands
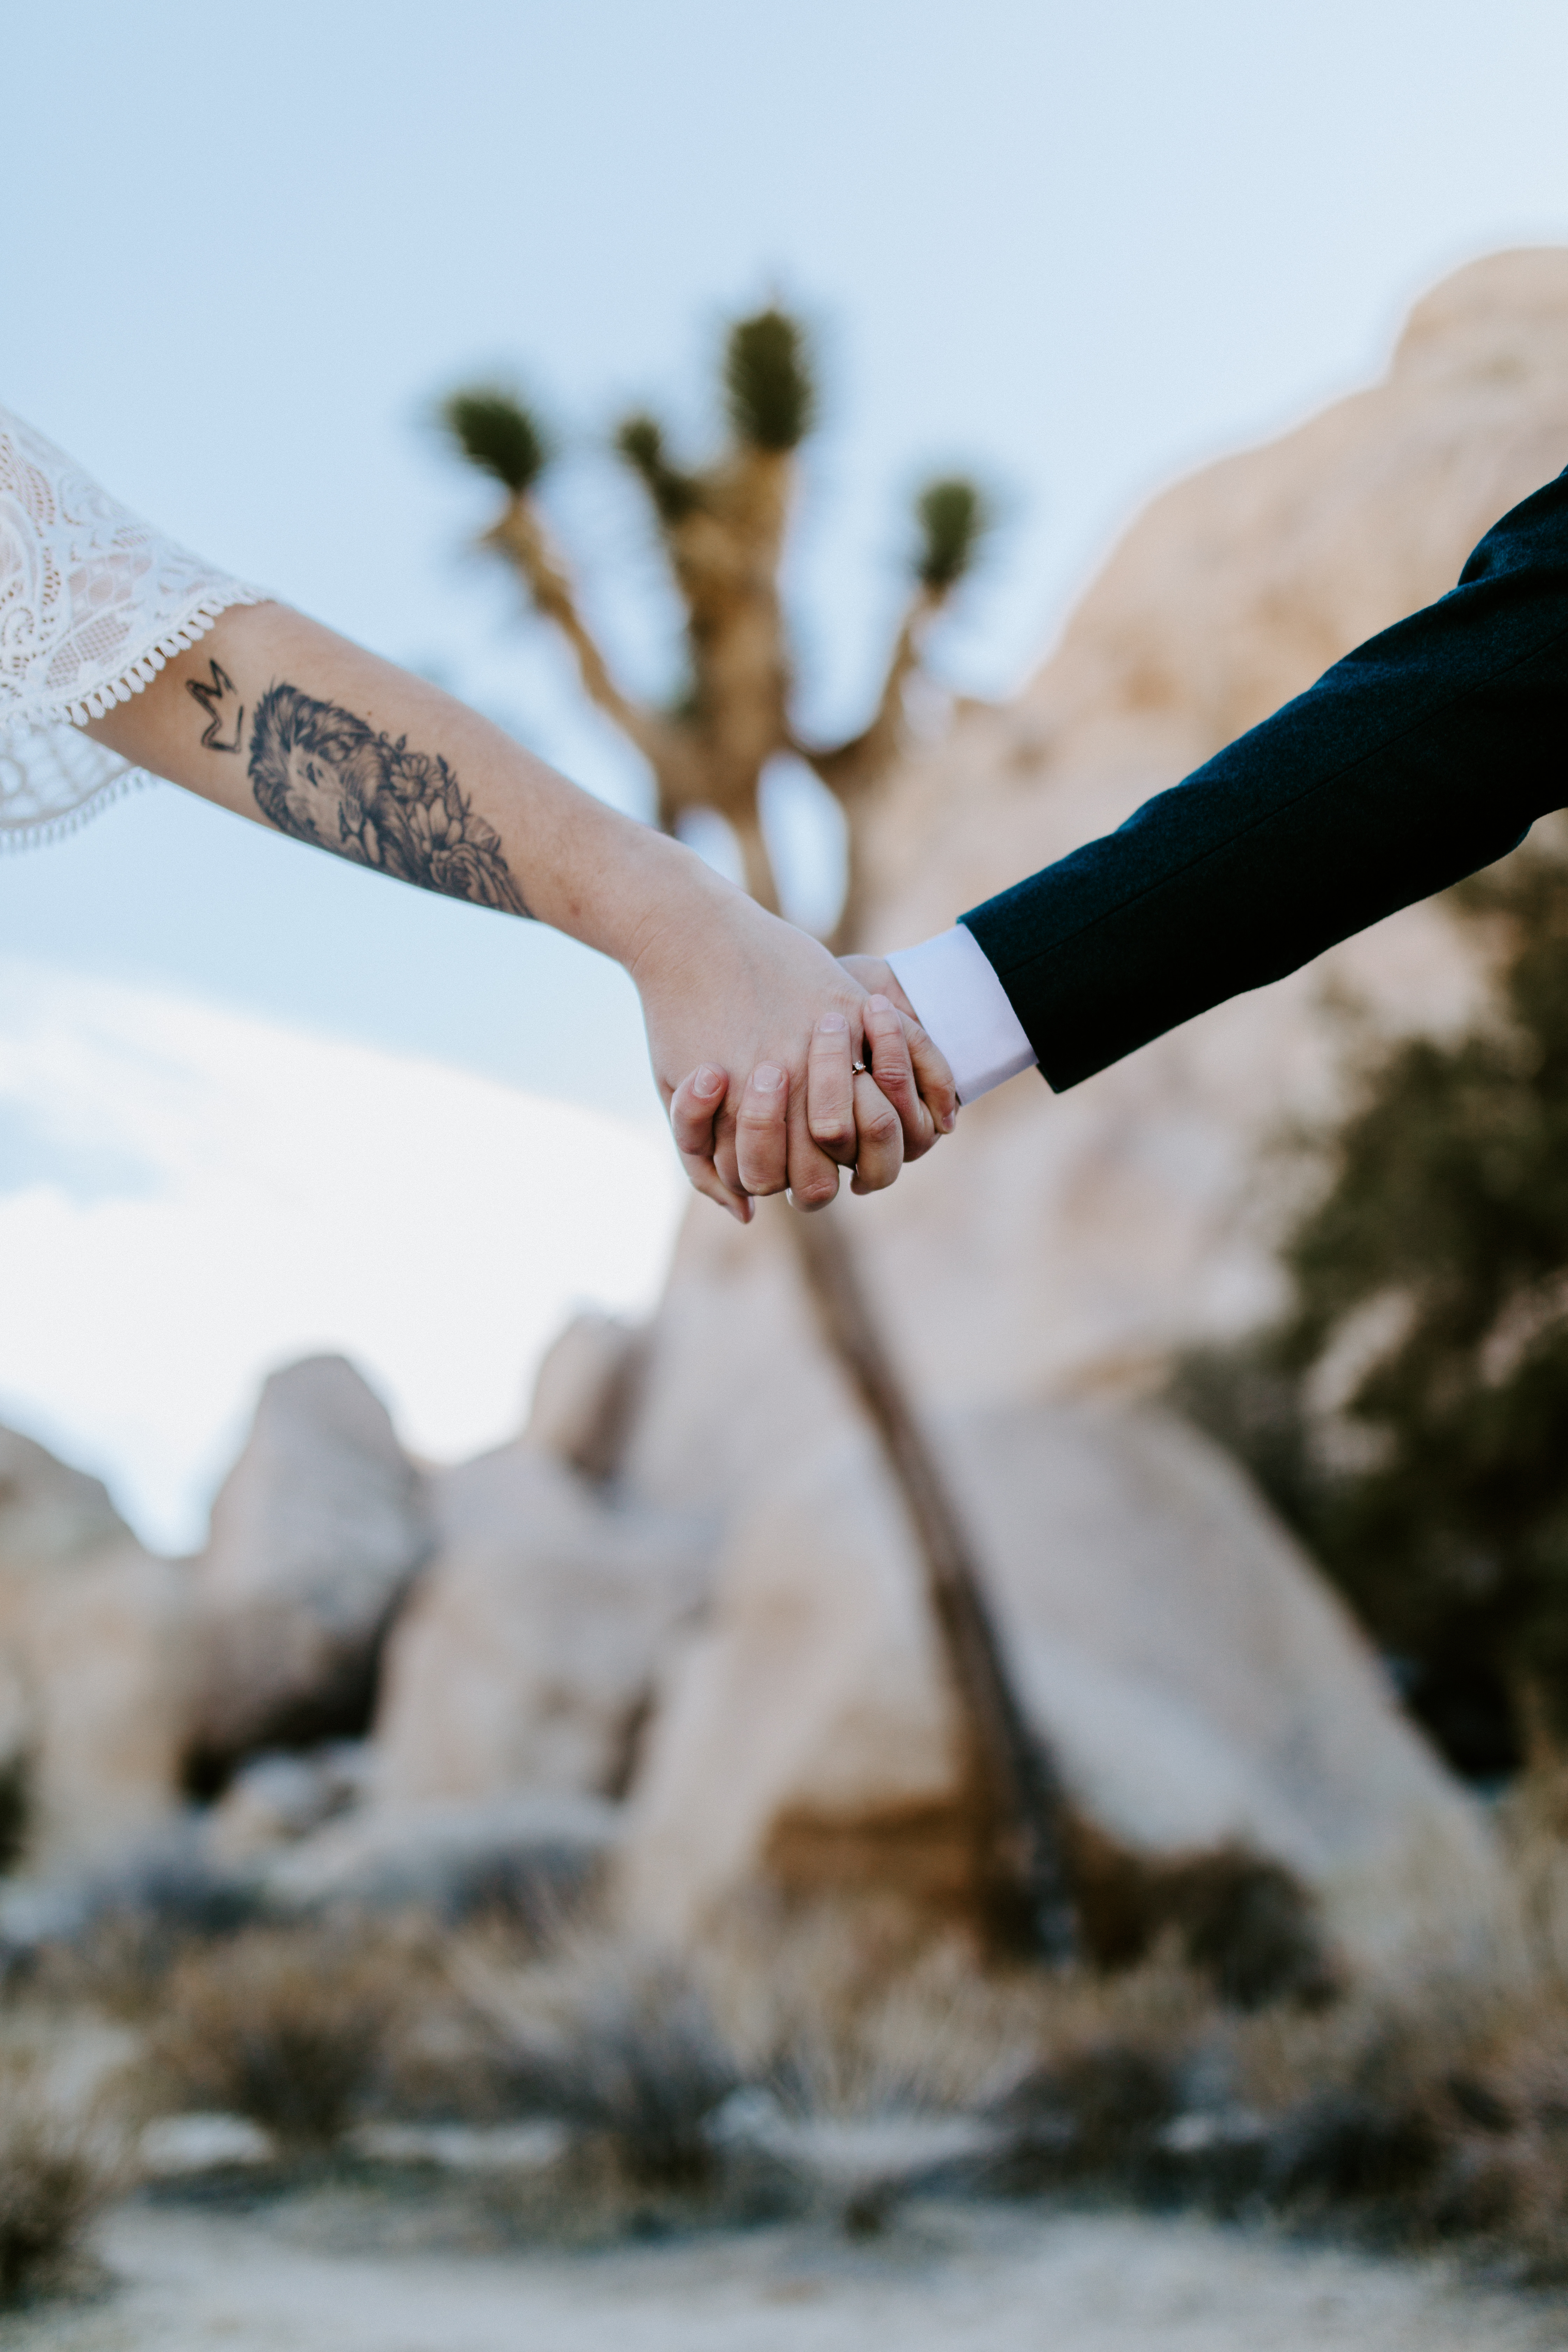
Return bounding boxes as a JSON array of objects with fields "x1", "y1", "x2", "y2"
[{"x1": 629, "y1": 882, "x2": 954, "y2": 1224}]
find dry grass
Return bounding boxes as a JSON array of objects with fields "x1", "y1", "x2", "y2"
[
  {"x1": 701, "y1": 1892, "x2": 1060, "y2": 2116},
  {"x1": 145, "y1": 1925, "x2": 416, "y2": 2156},
  {"x1": 20, "y1": 1771, "x2": 1568, "y2": 2279},
  {"x1": 673, "y1": 1868, "x2": 1568, "y2": 2278},
  {"x1": 449, "y1": 1928, "x2": 740, "y2": 2185},
  {"x1": 28, "y1": 1846, "x2": 262, "y2": 2022},
  {"x1": 1222, "y1": 1972, "x2": 1568, "y2": 2274},
  {"x1": 0, "y1": 2048, "x2": 120, "y2": 2305}
]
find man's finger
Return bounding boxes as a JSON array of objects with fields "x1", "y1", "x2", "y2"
[
  {"x1": 862, "y1": 996, "x2": 930, "y2": 1158},
  {"x1": 806, "y1": 1013, "x2": 859, "y2": 1164},
  {"x1": 903, "y1": 1012, "x2": 959, "y2": 1144},
  {"x1": 848, "y1": 1069, "x2": 904, "y2": 1195},
  {"x1": 786, "y1": 1095, "x2": 843, "y2": 1212},
  {"x1": 735, "y1": 1062, "x2": 790, "y2": 1197}
]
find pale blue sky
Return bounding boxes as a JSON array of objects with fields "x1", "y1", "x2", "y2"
[{"x1": 6, "y1": 0, "x2": 1568, "y2": 1539}]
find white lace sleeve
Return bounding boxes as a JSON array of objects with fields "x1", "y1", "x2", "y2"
[{"x1": 0, "y1": 404, "x2": 268, "y2": 845}]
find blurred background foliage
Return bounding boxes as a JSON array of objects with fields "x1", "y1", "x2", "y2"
[{"x1": 1177, "y1": 826, "x2": 1568, "y2": 1783}]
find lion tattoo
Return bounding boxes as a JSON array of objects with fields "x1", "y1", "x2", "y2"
[{"x1": 248, "y1": 683, "x2": 529, "y2": 917}]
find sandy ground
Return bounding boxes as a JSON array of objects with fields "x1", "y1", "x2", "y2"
[{"x1": 10, "y1": 2198, "x2": 1568, "y2": 2352}]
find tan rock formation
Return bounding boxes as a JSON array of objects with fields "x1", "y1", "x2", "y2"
[
  {"x1": 626, "y1": 251, "x2": 1568, "y2": 1518},
  {"x1": 618, "y1": 1404, "x2": 1504, "y2": 1976},
  {"x1": 0, "y1": 1425, "x2": 190, "y2": 1870},
  {"x1": 187, "y1": 1356, "x2": 431, "y2": 1773},
  {"x1": 371, "y1": 1435, "x2": 710, "y2": 1808},
  {"x1": 522, "y1": 1312, "x2": 647, "y2": 1483},
  {"x1": 613, "y1": 251, "x2": 1568, "y2": 1968}
]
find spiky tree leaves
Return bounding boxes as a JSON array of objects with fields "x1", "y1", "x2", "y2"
[
  {"x1": 442, "y1": 389, "x2": 551, "y2": 497},
  {"x1": 724, "y1": 306, "x2": 816, "y2": 451},
  {"x1": 916, "y1": 476, "x2": 990, "y2": 593},
  {"x1": 615, "y1": 414, "x2": 702, "y2": 526},
  {"x1": 443, "y1": 304, "x2": 992, "y2": 941}
]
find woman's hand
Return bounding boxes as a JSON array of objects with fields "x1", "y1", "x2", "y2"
[
  {"x1": 648, "y1": 902, "x2": 955, "y2": 1219},
  {"x1": 81, "y1": 603, "x2": 951, "y2": 1219}
]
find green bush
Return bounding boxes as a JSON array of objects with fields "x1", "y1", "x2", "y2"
[{"x1": 1182, "y1": 832, "x2": 1568, "y2": 1776}]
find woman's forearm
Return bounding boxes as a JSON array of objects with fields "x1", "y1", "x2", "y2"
[
  {"x1": 84, "y1": 600, "x2": 723, "y2": 969},
  {"x1": 85, "y1": 600, "x2": 956, "y2": 1212}
]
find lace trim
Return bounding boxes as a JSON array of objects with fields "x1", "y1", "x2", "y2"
[
  {"x1": 1, "y1": 401, "x2": 270, "y2": 844},
  {"x1": 34, "y1": 578, "x2": 267, "y2": 730},
  {"x1": 0, "y1": 578, "x2": 269, "y2": 845},
  {"x1": 0, "y1": 758, "x2": 148, "y2": 852}
]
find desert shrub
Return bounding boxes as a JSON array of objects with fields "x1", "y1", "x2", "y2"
[
  {"x1": 977, "y1": 1950, "x2": 1224, "y2": 2196},
  {"x1": 1228, "y1": 1974, "x2": 1568, "y2": 2270},
  {"x1": 993, "y1": 2039, "x2": 1183, "y2": 2187},
  {"x1": 451, "y1": 1932, "x2": 740, "y2": 2185},
  {"x1": 1178, "y1": 831, "x2": 1568, "y2": 1779},
  {"x1": 0, "y1": 2051, "x2": 117, "y2": 2304},
  {"x1": 702, "y1": 1894, "x2": 1054, "y2": 2118},
  {"x1": 147, "y1": 1926, "x2": 410, "y2": 2154},
  {"x1": 31, "y1": 1845, "x2": 264, "y2": 2020},
  {"x1": 1063, "y1": 1819, "x2": 1339, "y2": 2010},
  {"x1": 0, "y1": 1757, "x2": 28, "y2": 1877}
]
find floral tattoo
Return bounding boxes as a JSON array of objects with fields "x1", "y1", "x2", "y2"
[{"x1": 245, "y1": 682, "x2": 530, "y2": 916}]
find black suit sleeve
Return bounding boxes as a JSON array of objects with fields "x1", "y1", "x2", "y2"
[{"x1": 961, "y1": 467, "x2": 1568, "y2": 1091}]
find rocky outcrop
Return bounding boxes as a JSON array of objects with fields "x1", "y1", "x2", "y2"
[
  {"x1": 186, "y1": 1356, "x2": 431, "y2": 1780},
  {"x1": 600, "y1": 252, "x2": 1568, "y2": 1969},
  {"x1": 624, "y1": 253, "x2": 1568, "y2": 1526},
  {"x1": 0, "y1": 1424, "x2": 191, "y2": 1870},
  {"x1": 522, "y1": 1312, "x2": 648, "y2": 1482},
  {"x1": 617, "y1": 1402, "x2": 1506, "y2": 1977},
  {"x1": 371, "y1": 1435, "x2": 710, "y2": 1807}
]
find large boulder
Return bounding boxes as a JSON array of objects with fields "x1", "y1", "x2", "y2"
[
  {"x1": 371, "y1": 1437, "x2": 711, "y2": 1807},
  {"x1": 187, "y1": 1356, "x2": 431, "y2": 1776},
  {"x1": 523, "y1": 1312, "x2": 648, "y2": 1482},
  {"x1": 606, "y1": 258, "x2": 1568, "y2": 1968},
  {"x1": 0, "y1": 1424, "x2": 190, "y2": 1871},
  {"x1": 622, "y1": 253, "x2": 1568, "y2": 1522},
  {"x1": 617, "y1": 1401, "x2": 1507, "y2": 1979}
]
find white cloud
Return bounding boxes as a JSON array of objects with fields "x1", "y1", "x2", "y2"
[{"x1": 0, "y1": 958, "x2": 685, "y2": 1553}]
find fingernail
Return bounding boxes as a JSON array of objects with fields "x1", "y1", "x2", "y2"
[
  {"x1": 752, "y1": 1064, "x2": 786, "y2": 1093},
  {"x1": 942, "y1": 1107, "x2": 958, "y2": 1132},
  {"x1": 867, "y1": 994, "x2": 892, "y2": 1013},
  {"x1": 817, "y1": 1011, "x2": 847, "y2": 1034},
  {"x1": 694, "y1": 1065, "x2": 726, "y2": 1098}
]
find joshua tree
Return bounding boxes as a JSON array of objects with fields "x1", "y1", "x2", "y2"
[
  {"x1": 442, "y1": 307, "x2": 1073, "y2": 1961},
  {"x1": 443, "y1": 309, "x2": 986, "y2": 945}
]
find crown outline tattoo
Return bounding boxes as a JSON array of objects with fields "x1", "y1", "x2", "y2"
[{"x1": 187, "y1": 659, "x2": 245, "y2": 753}]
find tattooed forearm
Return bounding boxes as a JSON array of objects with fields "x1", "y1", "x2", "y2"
[
  {"x1": 242, "y1": 681, "x2": 531, "y2": 916},
  {"x1": 187, "y1": 659, "x2": 244, "y2": 751}
]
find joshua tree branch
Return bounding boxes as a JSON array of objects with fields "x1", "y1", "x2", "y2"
[
  {"x1": 486, "y1": 498, "x2": 678, "y2": 777},
  {"x1": 795, "y1": 588, "x2": 939, "y2": 805}
]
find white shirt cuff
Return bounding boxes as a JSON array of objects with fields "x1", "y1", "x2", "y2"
[{"x1": 885, "y1": 925, "x2": 1038, "y2": 1105}]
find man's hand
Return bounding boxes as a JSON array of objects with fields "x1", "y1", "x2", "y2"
[{"x1": 839, "y1": 955, "x2": 919, "y2": 1027}]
